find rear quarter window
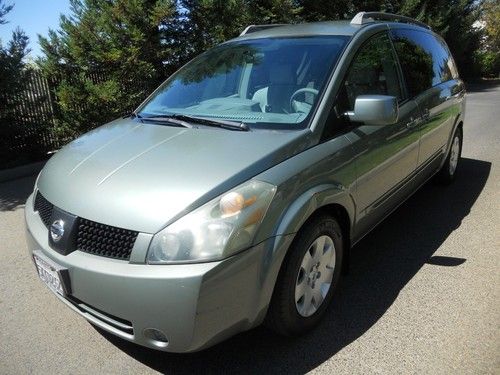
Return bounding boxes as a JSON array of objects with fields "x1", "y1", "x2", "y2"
[{"x1": 391, "y1": 29, "x2": 455, "y2": 97}]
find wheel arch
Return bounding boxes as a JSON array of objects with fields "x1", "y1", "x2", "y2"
[
  {"x1": 277, "y1": 201, "x2": 352, "y2": 280},
  {"x1": 304, "y1": 203, "x2": 352, "y2": 275},
  {"x1": 274, "y1": 184, "x2": 355, "y2": 239}
]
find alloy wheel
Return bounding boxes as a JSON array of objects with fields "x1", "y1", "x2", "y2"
[{"x1": 295, "y1": 235, "x2": 336, "y2": 317}]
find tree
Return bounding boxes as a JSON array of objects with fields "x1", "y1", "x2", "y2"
[
  {"x1": 38, "y1": 0, "x2": 178, "y2": 138},
  {"x1": 0, "y1": 0, "x2": 13, "y2": 25},
  {"x1": 477, "y1": 0, "x2": 500, "y2": 77},
  {"x1": 247, "y1": 0, "x2": 302, "y2": 24},
  {"x1": 178, "y1": 0, "x2": 300, "y2": 63},
  {"x1": 482, "y1": 0, "x2": 499, "y2": 52},
  {"x1": 0, "y1": 1, "x2": 35, "y2": 167},
  {"x1": 0, "y1": 1, "x2": 27, "y2": 100},
  {"x1": 0, "y1": 27, "x2": 29, "y2": 96},
  {"x1": 299, "y1": 0, "x2": 352, "y2": 21},
  {"x1": 177, "y1": 0, "x2": 249, "y2": 60}
]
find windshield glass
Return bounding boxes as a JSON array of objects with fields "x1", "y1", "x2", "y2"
[{"x1": 138, "y1": 36, "x2": 350, "y2": 129}]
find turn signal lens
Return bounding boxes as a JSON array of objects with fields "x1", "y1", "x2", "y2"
[{"x1": 220, "y1": 192, "x2": 244, "y2": 216}]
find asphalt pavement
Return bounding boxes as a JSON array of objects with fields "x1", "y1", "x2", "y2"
[{"x1": 1, "y1": 82, "x2": 499, "y2": 374}]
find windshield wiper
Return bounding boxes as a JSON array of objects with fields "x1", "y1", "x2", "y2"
[
  {"x1": 159, "y1": 114, "x2": 249, "y2": 131},
  {"x1": 136, "y1": 113, "x2": 249, "y2": 131},
  {"x1": 138, "y1": 114, "x2": 193, "y2": 128}
]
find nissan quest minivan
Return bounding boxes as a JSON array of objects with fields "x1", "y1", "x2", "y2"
[{"x1": 25, "y1": 12, "x2": 466, "y2": 352}]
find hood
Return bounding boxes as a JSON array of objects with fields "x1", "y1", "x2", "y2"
[{"x1": 38, "y1": 118, "x2": 310, "y2": 233}]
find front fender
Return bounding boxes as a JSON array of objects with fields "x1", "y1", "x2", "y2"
[{"x1": 275, "y1": 183, "x2": 355, "y2": 238}]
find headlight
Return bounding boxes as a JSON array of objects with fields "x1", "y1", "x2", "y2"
[{"x1": 147, "y1": 180, "x2": 276, "y2": 264}]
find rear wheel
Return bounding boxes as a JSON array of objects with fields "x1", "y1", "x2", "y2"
[
  {"x1": 435, "y1": 127, "x2": 462, "y2": 185},
  {"x1": 266, "y1": 215, "x2": 343, "y2": 336}
]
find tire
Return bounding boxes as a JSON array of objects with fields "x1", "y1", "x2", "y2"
[
  {"x1": 266, "y1": 214, "x2": 344, "y2": 336},
  {"x1": 435, "y1": 127, "x2": 462, "y2": 185}
]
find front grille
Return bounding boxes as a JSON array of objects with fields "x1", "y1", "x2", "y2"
[
  {"x1": 34, "y1": 192, "x2": 54, "y2": 228},
  {"x1": 34, "y1": 192, "x2": 138, "y2": 261},
  {"x1": 76, "y1": 218, "x2": 138, "y2": 261}
]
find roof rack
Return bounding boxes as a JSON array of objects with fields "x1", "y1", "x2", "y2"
[
  {"x1": 350, "y1": 11, "x2": 431, "y2": 30},
  {"x1": 240, "y1": 24, "x2": 287, "y2": 36}
]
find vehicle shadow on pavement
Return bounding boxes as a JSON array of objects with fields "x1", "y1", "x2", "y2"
[
  {"x1": 94, "y1": 157, "x2": 491, "y2": 375},
  {"x1": 0, "y1": 175, "x2": 37, "y2": 211}
]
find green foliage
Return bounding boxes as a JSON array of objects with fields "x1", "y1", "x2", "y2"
[
  {"x1": 0, "y1": 1, "x2": 53, "y2": 167},
  {"x1": 0, "y1": 26, "x2": 30, "y2": 122},
  {"x1": 478, "y1": 0, "x2": 500, "y2": 77},
  {"x1": 177, "y1": 0, "x2": 248, "y2": 58},
  {"x1": 250, "y1": 0, "x2": 302, "y2": 22},
  {"x1": 0, "y1": 1, "x2": 28, "y2": 101},
  {"x1": 177, "y1": 0, "x2": 300, "y2": 62},
  {"x1": 0, "y1": 0, "x2": 13, "y2": 25},
  {"x1": 300, "y1": 0, "x2": 351, "y2": 21},
  {"x1": 38, "y1": 0, "x2": 178, "y2": 137},
  {"x1": 475, "y1": 50, "x2": 499, "y2": 78},
  {"x1": 482, "y1": 0, "x2": 499, "y2": 52}
]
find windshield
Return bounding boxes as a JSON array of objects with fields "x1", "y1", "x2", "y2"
[{"x1": 138, "y1": 36, "x2": 350, "y2": 129}]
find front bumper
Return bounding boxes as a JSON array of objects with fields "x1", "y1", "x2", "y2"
[{"x1": 25, "y1": 194, "x2": 292, "y2": 352}]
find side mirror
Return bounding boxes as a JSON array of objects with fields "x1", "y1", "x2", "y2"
[{"x1": 345, "y1": 95, "x2": 398, "y2": 125}]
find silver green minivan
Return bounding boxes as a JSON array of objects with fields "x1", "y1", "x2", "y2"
[{"x1": 25, "y1": 12, "x2": 466, "y2": 352}]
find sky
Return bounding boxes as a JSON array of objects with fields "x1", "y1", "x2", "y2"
[{"x1": 0, "y1": 0, "x2": 71, "y2": 58}]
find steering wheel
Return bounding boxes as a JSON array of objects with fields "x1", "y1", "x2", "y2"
[{"x1": 290, "y1": 88, "x2": 319, "y2": 112}]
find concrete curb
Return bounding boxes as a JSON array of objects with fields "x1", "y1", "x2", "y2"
[{"x1": 0, "y1": 161, "x2": 46, "y2": 183}]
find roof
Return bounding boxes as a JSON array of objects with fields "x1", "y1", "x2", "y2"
[
  {"x1": 235, "y1": 21, "x2": 363, "y2": 40},
  {"x1": 234, "y1": 17, "x2": 432, "y2": 42}
]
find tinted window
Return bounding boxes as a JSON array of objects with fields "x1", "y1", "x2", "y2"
[
  {"x1": 392, "y1": 29, "x2": 454, "y2": 97},
  {"x1": 344, "y1": 32, "x2": 403, "y2": 111}
]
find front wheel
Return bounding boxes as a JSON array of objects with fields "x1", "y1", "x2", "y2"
[
  {"x1": 266, "y1": 215, "x2": 343, "y2": 336},
  {"x1": 435, "y1": 127, "x2": 462, "y2": 185}
]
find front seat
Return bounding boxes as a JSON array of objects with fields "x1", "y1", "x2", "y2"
[{"x1": 253, "y1": 65, "x2": 296, "y2": 113}]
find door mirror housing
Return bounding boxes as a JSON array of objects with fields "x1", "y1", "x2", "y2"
[{"x1": 345, "y1": 95, "x2": 398, "y2": 125}]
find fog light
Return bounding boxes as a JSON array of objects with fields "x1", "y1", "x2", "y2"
[{"x1": 143, "y1": 328, "x2": 169, "y2": 348}]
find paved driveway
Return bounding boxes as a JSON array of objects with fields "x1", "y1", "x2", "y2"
[{"x1": 1, "y1": 83, "x2": 499, "y2": 374}]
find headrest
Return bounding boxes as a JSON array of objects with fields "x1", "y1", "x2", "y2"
[{"x1": 269, "y1": 65, "x2": 295, "y2": 85}]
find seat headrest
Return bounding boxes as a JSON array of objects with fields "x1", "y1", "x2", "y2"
[{"x1": 269, "y1": 65, "x2": 295, "y2": 85}]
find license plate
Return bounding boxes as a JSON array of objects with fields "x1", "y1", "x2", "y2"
[{"x1": 33, "y1": 250, "x2": 69, "y2": 296}]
